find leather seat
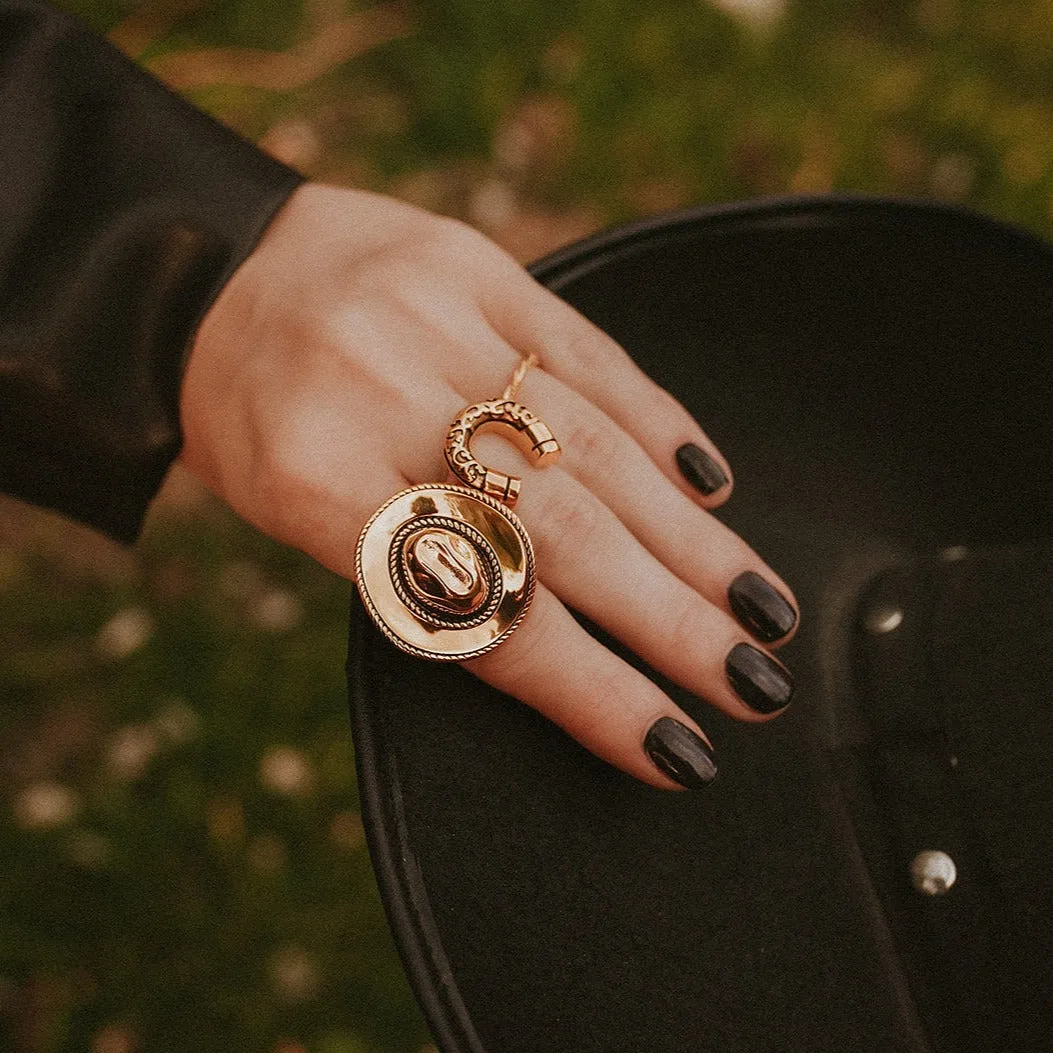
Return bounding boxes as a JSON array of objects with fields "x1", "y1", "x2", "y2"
[{"x1": 347, "y1": 196, "x2": 1053, "y2": 1053}]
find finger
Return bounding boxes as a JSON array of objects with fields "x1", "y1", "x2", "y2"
[
  {"x1": 514, "y1": 366, "x2": 799, "y2": 645},
  {"x1": 438, "y1": 339, "x2": 798, "y2": 645},
  {"x1": 465, "y1": 583, "x2": 718, "y2": 791},
  {"x1": 505, "y1": 464, "x2": 794, "y2": 722},
  {"x1": 475, "y1": 261, "x2": 733, "y2": 506}
]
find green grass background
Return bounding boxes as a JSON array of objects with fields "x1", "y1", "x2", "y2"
[{"x1": 3, "y1": 1, "x2": 1053, "y2": 1050}]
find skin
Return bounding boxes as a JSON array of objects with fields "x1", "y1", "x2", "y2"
[{"x1": 179, "y1": 182, "x2": 799, "y2": 791}]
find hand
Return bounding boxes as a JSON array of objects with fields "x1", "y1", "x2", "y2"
[{"x1": 179, "y1": 182, "x2": 798, "y2": 790}]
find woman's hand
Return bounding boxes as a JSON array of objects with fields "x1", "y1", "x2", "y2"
[{"x1": 179, "y1": 182, "x2": 798, "y2": 790}]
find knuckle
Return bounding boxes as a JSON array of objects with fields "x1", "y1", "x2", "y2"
[
  {"x1": 664, "y1": 596, "x2": 706, "y2": 660},
  {"x1": 351, "y1": 247, "x2": 420, "y2": 293},
  {"x1": 416, "y1": 215, "x2": 491, "y2": 268},
  {"x1": 563, "y1": 414, "x2": 611, "y2": 468},
  {"x1": 538, "y1": 483, "x2": 606, "y2": 557},
  {"x1": 559, "y1": 314, "x2": 632, "y2": 374},
  {"x1": 433, "y1": 214, "x2": 483, "y2": 248},
  {"x1": 564, "y1": 328, "x2": 618, "y2": 374},
  {"x1": 313, "y1": 300, "x2": 375, "y2": 354}
]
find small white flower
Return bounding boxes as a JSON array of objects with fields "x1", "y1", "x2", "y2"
[
  {"x1": 253, "y1": 589, "x2": 303, "y2": 633},
  {"x1": 90, "y1": 1024, "x2": 137, "y2": 1053},
  {"x1": 95, "y1": 607, "x2": 153, "y2": 660},
  {"x1": 470, "y1": 179, "x2": 517, "y2": 230},
  {"x1": 259, "y1": 747, "x2": 314, "y2": 798},
  {"x1": 106, "y1": 725, "x2": 160, "y2": 781},
  {"x1": 13, "y1": 782, "x2": 80, "y2": 829},
  {"x1": 153, "y1": 697, "x2": 200, "y2": 745},
  {"x1": 268, "y1": 946, "x2": 320, "y2": 1003}
]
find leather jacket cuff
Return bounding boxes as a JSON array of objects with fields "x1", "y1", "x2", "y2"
[{"x1": 0, "y1": 0, "x2": 304, "y2": 543}]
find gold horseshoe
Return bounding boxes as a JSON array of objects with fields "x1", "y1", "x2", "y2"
[{"x1": 444, "y1": 398, "x2": 561, "y2": 508}]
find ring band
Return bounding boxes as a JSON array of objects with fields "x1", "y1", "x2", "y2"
[{"x1": 355, "y1": 353, "x2": 560, "y2": 661}]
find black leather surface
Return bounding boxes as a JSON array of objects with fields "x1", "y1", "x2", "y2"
[
  {"x1": 849, "y1": 545, "x2": 1053, "y2": 1053},
  {"x1": 347, "y1": 197, "x2": 1053, "y2": 1052}
]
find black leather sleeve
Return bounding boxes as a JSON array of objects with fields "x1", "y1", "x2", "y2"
[{"x1": 0, "y1": 0, "x2": 304, "y2": 542}]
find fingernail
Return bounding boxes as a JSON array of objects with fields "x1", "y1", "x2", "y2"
[
  {"x1": 726, "y1": 643, "x2": 794, "y2": 714},
  {"x1": 644, "y1": 716, "x2": 718, "y2": 789},
  {"x1": 728, "y1": 570, "x2": 798, "y2": 643},
  {"x1": 675, "y1": 443, "x2": 728, "y2": 496}
]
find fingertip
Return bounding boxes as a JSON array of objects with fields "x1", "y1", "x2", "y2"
[
  {"x1": 642, "y1": 714, "x2": 718, "y2": 791},
  {"x1": 725, "y1": 641, "x2": 795, "y2": 720},
  {"x1": 675, "y1": 442, "x2": 734, "y2": 506},
  {"x1": 465, "y1": 588, "x2": 721, "y2": 793},
  {"x1": 727, "y1": 569, "x2": 799, "y2": 647}
]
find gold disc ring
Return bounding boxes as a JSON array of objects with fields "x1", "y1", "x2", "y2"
[
  {"x1": 355, "y1": 484, "x2": 535, "y2": 661},
  {"x1": 354, "y1": 353, "x2": 559, "y2": 661}
]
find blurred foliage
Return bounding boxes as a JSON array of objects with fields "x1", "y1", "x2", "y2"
[
  {"x1": 0, "y1": 509, "x2": 427, "y2": 1053},
  {"x1": 59, "y1": 0, "x2": 1053, "y2": 233},
  {"x1": 6, "y1": 0, "x2": 1053, "y2": 1050}
]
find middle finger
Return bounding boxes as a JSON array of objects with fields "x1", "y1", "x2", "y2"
[
  {"x1": 443, "y1": 344, "x2": 799, "y2": 648},
  {"x1": 501, "y1": 461, "x2": 795, "y2": 722},
  {"x1": 393, "y1": 372, "x2": 794, "y2": 724}
]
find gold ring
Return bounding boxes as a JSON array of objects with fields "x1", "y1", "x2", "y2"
[{"x1": 354, "y1": 353, "x2": 560, "y2": 661}]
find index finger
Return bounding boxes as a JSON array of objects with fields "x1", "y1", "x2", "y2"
[{"x1": 480, "y1": 264, "x2": 734, "y2": 507}]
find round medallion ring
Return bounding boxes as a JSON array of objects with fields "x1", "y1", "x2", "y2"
[{"x1": 355, "y1": 483, "x2": 537, "y2": 661}]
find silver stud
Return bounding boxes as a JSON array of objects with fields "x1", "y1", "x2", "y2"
[
  {"x1": 863, "y1": 604, "x2": 904, "y2": 634},
  {"x1": 910, "y1": 850, "x2": 957, "y2": 896}
]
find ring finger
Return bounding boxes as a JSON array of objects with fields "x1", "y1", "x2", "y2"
[
  {"x1": 438, "y1": 337, "x2": 799, "y2": 647},
  {"x1": 405, "y1": 386, "x2": 795, "y2": 725},
  {"x1": 511, "y1": 464, "x2": 795, "y2": 724}
]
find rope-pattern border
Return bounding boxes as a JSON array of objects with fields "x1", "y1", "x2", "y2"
[
  {"x1": 354, "y1": 484, "x2": 536, "y2": 662},
  {"x1": 389, "y1": 516, "x2": 502, "y2": 631}
]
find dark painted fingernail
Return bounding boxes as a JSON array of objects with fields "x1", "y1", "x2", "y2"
[
  {"x1": 726, "y1": 642, "x2": 794, "y2": 714},
  {"x1": 644, "y1": 716, "x2": 718, "y2": 789},
  {"x1": 728, "y1": 570, "x2": 798, "y2": 643},
  {"x1": 675, "y1": 443, "x2": 728, "y2": 496}
]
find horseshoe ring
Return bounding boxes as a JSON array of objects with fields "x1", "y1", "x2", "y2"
[{"x1": 354, "y1": 353, "x2": 561, "y2": 661}]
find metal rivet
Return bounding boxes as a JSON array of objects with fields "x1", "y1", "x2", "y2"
[
  {"x1": 910, "y1": 850, "x2": 957, "y2": 896},
  {"x1": 863, "y1": 604, "x2": 904, "y2": 634}
]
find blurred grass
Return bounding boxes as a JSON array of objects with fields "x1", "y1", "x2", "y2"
[
  {"x1": 0, "y1": 503, "x2": 425, "y2": 1053},
  {"x1": 4, "y1": 0, "x2": 1053, "y2": 1050}
]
